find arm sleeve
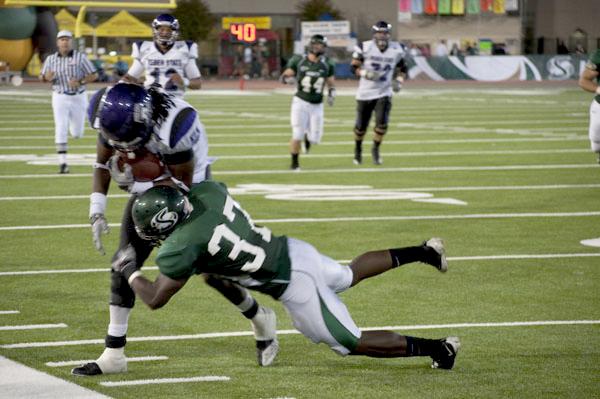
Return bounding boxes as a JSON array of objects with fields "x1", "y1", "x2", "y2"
[
  {"x1": 284, "y1": 55, "x2": 299, "y2": 72},
  {"x1": 184, "y1": 60, "x2": 201, "y2": 79},
  {"x1": 156, "y1": 235, "x2": 201, "y2": 280},
  {"x1": 127, "y1": 59, "x2": 145, "y2": 78},
  {"x1": 328, "y1": 59, "x2": 336, "y2": 77}
]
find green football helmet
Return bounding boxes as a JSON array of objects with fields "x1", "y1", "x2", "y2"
[{"x1": 132, "y1": 185, "x2": 193, "y2": 243}]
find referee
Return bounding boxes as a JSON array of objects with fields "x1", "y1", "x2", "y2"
[{"x1": 40, "y1": 30, "x2": 97, "y2": 174}]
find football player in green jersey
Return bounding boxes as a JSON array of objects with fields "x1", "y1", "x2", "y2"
[
  {"x1": 115, "y1": 181, "x2": 461, "y2": 370},
  {"x1": 280, "y1": 34, "x2": 336, "y2": 170},
  {"x1": 578, "y1": 48, "x2": 600, "y2": 164}
]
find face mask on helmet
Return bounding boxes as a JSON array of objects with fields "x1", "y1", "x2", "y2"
[
  {"x1": 96, "y1": 83, "x2": 154, "y2": 152},
  {"x1": 308, "y1": 35, "x2": 327, "y2": 56},
  {"x1": 132, "y1": 185, "x2": 193, "y2": 244},
  {"x1": 372, "y1": 21, "x2": 391, "y2": 51},
  {"x1": 152, "y1": 14, "x2": 179, "y2": 46}
]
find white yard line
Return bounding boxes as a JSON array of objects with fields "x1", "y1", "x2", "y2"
[
  {"x1": 46, "y1": 355, "x2": 168, "y2": 367},
  {"x1": 1, "y1": 253, "x2": 599, "y2": 277},
  {"x1": 0, "y1": 356, "x2": 111, "y2": 399},
  {"x1": 99, "y1": 376, "x2": 230, "y2": 387},
  {"x1": 0, "y1": 211, "x2": 599, "y2": 232},
  {"x1": 2, "y1": 320, "x2": 598, "y2": 349},
  {"x1": 0, "y1": 163, "x2": 597, "y2": 180},
  {"x1": 1, "y1": 183, "x2": 598, "y2": 202},
  {"x1": 0, "y1": 310, "x2": 20, "y2": 314},
  {"x1": 0, "y1": 323, "x2": 67, "y2": 331}
]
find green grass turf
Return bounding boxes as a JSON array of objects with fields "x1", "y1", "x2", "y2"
[{"x1": 0, "y1": 86, "x2": 598, "y2": 398}]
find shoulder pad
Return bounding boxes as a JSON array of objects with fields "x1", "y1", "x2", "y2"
[{"x1": 170, "y1": 106, "x2": 197, "y2": 148}]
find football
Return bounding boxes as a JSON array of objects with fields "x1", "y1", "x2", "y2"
[{"x1": 117, "y1": 149, "x2": 166, "y2": 182}]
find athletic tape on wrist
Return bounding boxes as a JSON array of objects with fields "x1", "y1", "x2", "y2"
[
  {"x1": 89, "y1": 192, "x2": 107, "y2": 216},
  {"x1": 127, "y1": 270, "x2": 143, "y2": 285}
]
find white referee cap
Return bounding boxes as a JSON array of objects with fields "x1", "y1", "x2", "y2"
[{"x1": 57, "y1": 30, "x2": 73, "y2": 39}]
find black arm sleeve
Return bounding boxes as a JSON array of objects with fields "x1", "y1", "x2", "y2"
[{"x1": 163, "y1": 149, "x2": 194, "y2": 165}]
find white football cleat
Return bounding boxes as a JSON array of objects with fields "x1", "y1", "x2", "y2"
[
  {"x1": 424, "y1": 237, "x2": 448, "y2": 273},
  {"x1": 431, "y1": 336, "x2": 461, "y2": 370},
  {"x1": 72, "y1": 347, "x2": 127, "y2": 376},
  {"x1": 251, "y1": 307, "x2": 279, "y2": 366}
]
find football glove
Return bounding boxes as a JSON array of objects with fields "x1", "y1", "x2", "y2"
[
  {"x1": 112, "y1": 244, "x2": 139, "y2": 281},
  {"x1": 327, "y1": 87, "x2": 336, "y2": 106},
  {"x1": 392, "y1": 77, "x2": 403, "y2": 93},
  {"x1": 107, "y1": 154, "x2": 134, "y2": 191},
  {"x1": 359, "y1": 69, "x2": 381, "y2": 81},
  {"x1": 90, "y1": 213, "x2": 110, "y2": 255},
  {"x1": 279, "y1": 74, "x2": 296, "y2": 85}
]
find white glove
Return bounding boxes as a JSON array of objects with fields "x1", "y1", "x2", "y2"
[
  {"x1": 327, "y1": 87, "x2": 336, "y2": 106},
  {"x1": 360, "y1": 69, "x2": 381, "y2": 81},
  {"x1": 107, "y1": 154, "x2": 134, "y2": 191},
  {"x1": 392, "y1": 78, "x2": 403, "y2": 93},
  {"x1": 279, "y1": 74, "x2": 296, "y2": 85},
  {"x1": 90, "y1": 213, "x2": 110, "y2": 255}
]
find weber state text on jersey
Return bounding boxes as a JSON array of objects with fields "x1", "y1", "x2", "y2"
[
  {"x1": 129, "y1": 40, "x2": 200, "y2": 97},
  {"x1": 586, "y1": 49, "x2": 600, "y2": 103},
  {"x1": 354, "y1": 40, "x2": 407, "y2": 101},
  {"x1": 156, "y1": 181, "x2": 292, "y2": 298},
  {"x1": 286, "y1": 54, "x2": 335, "y2": 104}
]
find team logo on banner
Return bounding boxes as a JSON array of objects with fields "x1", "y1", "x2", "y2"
[{"x1": 546, "y1": 56, "x2": 575, "y2": 80}]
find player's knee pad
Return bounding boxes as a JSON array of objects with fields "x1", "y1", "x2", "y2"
[
  {"x1": 109, "y1": 270, "x2": 135, "y2": 308},
  {"x1": 353, "y1": 127, "x2": 367, "y2": 137},
  {"x1": 374, "y1": 125, "x2": 388, "y2": 136}
]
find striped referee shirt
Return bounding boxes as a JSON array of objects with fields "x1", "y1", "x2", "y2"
[{"x1": 41, "y1": 50, "x2": 96, "y2": 95}]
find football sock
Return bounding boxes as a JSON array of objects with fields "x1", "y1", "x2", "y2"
[
  {"x1": 237, "y1": 292, "x2": 259, "y2": 319},
  {"x1": 105, "y1": 334, "x2": 126, "y2": 349},
  {"x1": 107, "y1": 305, "x2": 131, "y2": 338},
  {"x1": 291, "y1": 153, "x2": 299, "y2": 168},
  {"x1": 355, "y1": 140, "x2": 362, "y2": 152},
  {"x1": 405, "y1": 336, "x2": 442, "y2": 357},
  {"x1": 389, "y1": 245, "x2": 425, "y2": 267},
  {"x1": 373, "y1": 140, "x2": 381, "y2": 149},
  {"x1": 58, "y1": 152, "x2": 67, "y2": 165}
]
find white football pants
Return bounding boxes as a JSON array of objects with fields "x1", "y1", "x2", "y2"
[
  {"x1": 290, "y1": 96, "x2": 324, "y2": 143},
  {"x1": 589, "y1": 100, "x2": 600, "y2": 152},
  {"x1": 52, "y1": 91, "x2": 87, "y2": 148}
]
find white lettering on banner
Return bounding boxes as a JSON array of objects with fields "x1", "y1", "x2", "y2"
[{"x1": 301, "y1": 21, "x2": 350, "y2": 36}]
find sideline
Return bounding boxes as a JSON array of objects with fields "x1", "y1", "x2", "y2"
[{"x1": 0, "y1": 355, "x2": 111, "y2": 399}]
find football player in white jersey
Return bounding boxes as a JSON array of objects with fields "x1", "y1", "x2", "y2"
[
  {"x1": 124, "y1": 14, "x2": 202, "y2": 97},
  {"x1": 351, "y1": 21, "x2": 408, "y2": 165},
  {"x1": 72, "y1": 83, "x2": 278, "y2": 376}
]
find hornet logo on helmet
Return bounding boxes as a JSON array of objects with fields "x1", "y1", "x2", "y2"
[{"x1": 151, "y1": 207, "x2": 179, "y2": 232}]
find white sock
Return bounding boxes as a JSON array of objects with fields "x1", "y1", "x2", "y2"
[
  {"x1": 58, "y1": 153, "x2": 67, "y2": 164},
  {"x1": 107, "y1": 305, "x2": 131, "y2": 337}
]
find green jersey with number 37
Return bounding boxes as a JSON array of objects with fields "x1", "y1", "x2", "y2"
[
  {"x1": 286, "y1": 54, "x2": 335, "y2": 104},
  {"x1": 155, "y1": 181, "x2": 291, "y2": 299}
]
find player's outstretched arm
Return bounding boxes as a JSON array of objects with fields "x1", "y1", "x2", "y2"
[{"x1": 130, "y1": 273, "x2": 188, "y2": 310}]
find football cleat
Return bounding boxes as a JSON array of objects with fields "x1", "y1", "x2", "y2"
[
  {"x1": 71, "y1": 348, "x2": 127, "y2": 376},
  {"x1": 371, "y1": 146, "x2": 382, "y2": 165},
  {"x1": 59, "y1": 163, "x2": 70, "y2": 174},
  {"x1": 256, "y1": 338, "x2": 279, "y2": 367},
  {"x1": 303, "y1": 137, "x2": 311, "y2": 154},
  {"x1": 422, "y1": 238, "x2": 448, "y2": 273},
  {"x1": 251, "y1": 307, "x2": 279, "y2": 366},
  {"x1": 354, "y1": 148, "x2": 362, "y2": 165},
  {"x1": 431, "y1": 336, "x2": 460, "y2": 370}
]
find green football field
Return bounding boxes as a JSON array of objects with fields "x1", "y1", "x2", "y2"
[{"x1": 0, "y1": 85, "x2": 599, "y2": 398}]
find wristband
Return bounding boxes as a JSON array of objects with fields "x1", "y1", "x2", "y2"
[
  {"x1": 183, "y1": 77, "x2": 190, "y2": 87},
  {"x1": 127, "y1": 270, "x2": 143, "y2": 285},
  {"x1": 89, "y1": 192, "x2": 107, "y2": 217},
  {"x1": 596, "y1": 86, "x2": 600, "y2": 95}
]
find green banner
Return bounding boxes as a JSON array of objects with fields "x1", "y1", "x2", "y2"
[{"x1": 438, "y1": 0, "x2": 451, "y2": 14}]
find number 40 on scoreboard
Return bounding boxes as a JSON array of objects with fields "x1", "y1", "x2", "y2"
[{"x1": 230, "y1": 23, "x2": 256, "y2": 43}]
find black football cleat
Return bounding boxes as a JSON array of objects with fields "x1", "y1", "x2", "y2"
[
  {"x1": 354, "y1": 147, "x2": 362, "y2": 165},
  {"x1": 422, "y1": 238, "x2": 448, "y2": 272},
  {"x1": 59, "y1": 163, "x2": 70, "y2": 174},
  {"x1": 371, "y1": 146, "x2": 382, "y2": 165},
  {"x1": 71, "y1": 362, "x2": 103, "y2": 376},
  {"x1": 303, "y1": 137, "x2": 311, "y2": 154},
  {"x1": 431, "y1": 337, "x2": 461, "y2": 370}
]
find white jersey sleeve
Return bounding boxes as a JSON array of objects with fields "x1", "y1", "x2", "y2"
[
  {"x1": 355, "y1": 40, "x2": 407, "y2": 101},
  {"x1": 151, "y1": 97, "x2": 210, "y2": 183}
]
